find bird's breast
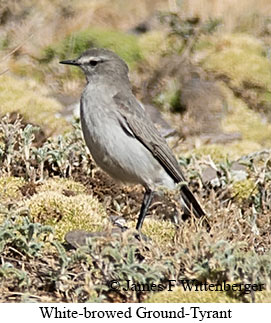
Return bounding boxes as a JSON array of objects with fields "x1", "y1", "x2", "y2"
[{"x1": 79, "y1": 91, "x2": 175, "y2": 189}]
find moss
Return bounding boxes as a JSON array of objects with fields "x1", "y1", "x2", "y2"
[
  {"x1": 169, "y1": 90, "x2": 182, "y2": 112},
  {"x1": 0, "y1": 212, "x2": 5, "y2": 225},
  {"x1": 255, "y1": 291, "x2": 271, "y2": 302},
  {"x1": 256, "y1": 90, "x2": 271, "y2": 113},
  {"x1": 37, "y1": 178, "x2": 86, "y2": 195},
  {"x1": 199, "y1": 33, "x2": 271, "y2": 89},
  {"x1": 155, "y1": 80, "x2": 182, "y2": 112},
  {"x1": 0, "y1": 176, "x2": 25, "y2": 204},
  {"x1": 191, "y1": 84, "x2": 271, "y2": 162},
  {"x1": 232, "y1": 179, "x2": 257, "y2": 202},
  {"x1": 135, "y1": 218, "x2": 176, "y2": 245},
  {"x1": 219, "y1": 34, "x2": 264, "y2": 55},
  {"x1": 139, "y1": 31, "x2": 167, "y2": 57},
  {"x1": 225, "y1": 141, "x2": 262, "y2": 158},
  {"x1": 192, "y1": 140, "x2": 265, "y2": 162},
  {"x1": 8, "y1": 60, "x2": 45, "y2": 83},
  {"x1": 223, "y1": 87, "x2": 271, "y2": 146},
  {"x1": 0, "y1": 36, "x2": 10, "y2": 50},
  {"x1": 26, "y1": 191, "x2": 107, "y2": 241},
  {"x1": 0, "y1": 75, "x2": 69, "y2": 135},
  {"x1": 191, "y1": 144, "x2": 228, "y2": 163},
  {"x1": 139, "y1": 31, "x2": 181, "y2": 68},
  {"x1": 42, "y1": 27, "x2": 142, "y2": 69},
  {"x1": 145, "y1": 286, "x2": 271, "y2": 303},
  {"x1": 194, "y1": 36, "x2": 214, "y2": 52},
  {"x1": 262, "y1": 91, "x2": 271, "y2": 103},
  {"x1": 145, "y1": 287, "x2": 240, "y2": 303},
  {"x1": 197, "y1": 33, "x2": 265, "y2": 60}
]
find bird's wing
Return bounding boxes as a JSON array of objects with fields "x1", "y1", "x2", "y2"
[
  {"x1": 113, "y1": 91, "x2": 205, "y2": 218},
  {"x1": 113, "y1": 91, "x2": 185, "y2": 183}
]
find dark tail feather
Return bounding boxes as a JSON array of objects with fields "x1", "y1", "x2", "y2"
[{"x1": 180, "y1": 184, "x2": 205, "y2": 218}]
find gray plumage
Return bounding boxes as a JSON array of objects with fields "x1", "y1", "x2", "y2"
[{"x1": 60, "y1": 48, "x2": 205, "y2": 231}]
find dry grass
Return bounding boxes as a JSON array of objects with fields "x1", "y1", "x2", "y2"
[
  {"x1": 2, "y1": 0, "x2": 271, "y2": 62},
  {"x1": 181, "y1": 0, "x2": 271, "y2": 32}
]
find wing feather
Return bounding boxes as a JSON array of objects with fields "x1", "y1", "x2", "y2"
[{"x1": 113, "y1": 91, "x2": 205, "y2": 218}]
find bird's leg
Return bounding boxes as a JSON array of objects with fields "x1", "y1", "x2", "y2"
[{"x1": 136, "y1": 188, "x2": 154, "y2": 231}]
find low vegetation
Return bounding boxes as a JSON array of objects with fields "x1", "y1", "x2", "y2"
[{"x1": 0, "y1": 0, "x2": 271, "y2": 303}]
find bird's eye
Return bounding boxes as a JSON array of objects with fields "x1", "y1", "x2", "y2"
[{"x1": 89, "y1": 60, "x2": 98, "y2": 67}]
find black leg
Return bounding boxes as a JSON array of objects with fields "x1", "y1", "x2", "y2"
[{"x1": 136, "y1": 189, "x2": 154, "y2": 231}]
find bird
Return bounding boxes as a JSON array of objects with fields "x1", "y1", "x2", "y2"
[{"x1": 60, "y1": 48, "x2": 205, "y2": 231}]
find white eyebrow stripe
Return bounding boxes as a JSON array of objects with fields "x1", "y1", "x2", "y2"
[{"x1": 79, "y1": 56, "x2": 106, "y2": 64}]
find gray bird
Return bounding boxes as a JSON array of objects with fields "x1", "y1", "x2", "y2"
[{"x1": 60, "y1": 48, "x2": 205, "y2": 231}]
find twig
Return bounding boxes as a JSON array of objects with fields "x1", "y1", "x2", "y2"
[
  {"x1": 0, "y1": 34, "x2": 33, "y2": 62},
  {"x1": 0, "y1": 68, "x2": 9, "y2": 76},
  {"x1": 5, "y1": 292, "x2": 42, "y2": 299}
]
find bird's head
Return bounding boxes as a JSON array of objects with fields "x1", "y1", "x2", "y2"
[{"x1": 60, "y1": 48, "x2": 129, "y2": 81}]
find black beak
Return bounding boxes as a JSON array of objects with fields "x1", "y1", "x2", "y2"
[{"x1": 59, "y1": 59, "x2": 79, "y2": 66}]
